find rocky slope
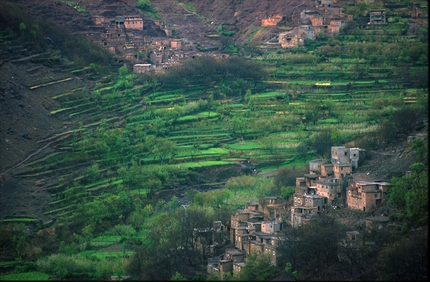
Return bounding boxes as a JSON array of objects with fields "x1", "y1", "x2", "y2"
[{"x1": 12, "y1": 0, "x2": 317, "y2": 47}]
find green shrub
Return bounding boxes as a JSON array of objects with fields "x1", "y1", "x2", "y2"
[
  {"x1": 0, "y1": 271, "x2": 50, "y2": 281},
  {"x1": 136, "y1": 0, "x2": 153, "y2": 12}
]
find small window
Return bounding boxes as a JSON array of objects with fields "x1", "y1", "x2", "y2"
[{"x1": 344, "y1": 152, "x2": 347, "y2": 155}]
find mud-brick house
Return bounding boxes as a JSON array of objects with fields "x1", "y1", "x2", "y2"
[
  {"x1": 316, "y1": 0, "x2": 333, "y2": 7},
  {"x1": 194, "y1": 220, "x2": 230, "y2": 256},
  {"x1": 170, "y1": 39, "x2": 182, "y2": 49},
  {"x1": 261, "y1": 15, "x2": 284, "y2": 27},
  {"x1": 258, "y1": 197, "x2": 289, "y2": 229},
  {"x1": 328, "y1": 20, "x2": 342, "y2": 34},
  {"x1": 224, "y1": 248, "x2": 245, "y2": 263},
  {"x1": 233, "y1": 261, "x2": 246, "y2": 274},
  {"x1": 321, "y1": 163, "x2": 334, "y2": 177},
  {"x1": 364, "y1": 216, "x2": 390, "y2": 229},
  {"x1": 309, "y1": 13, "x2": 324, "y2": 26},
  {"x1": 230, "y1": 209, "x2": 264, "y2": 248},
  {"x1": 207, "y1": 248, "x2": 245, "y2": 277},
  {"x1": 315, "y1": 178, "x2": 344, "y2": 206},
  {"x1": 369, "y1": 9, "x2": 386, "y2": 25},
  {"x1": 290, "y1": 193, "x2": 323, "y2": 227},
  {"x1": 298, "y1": 25, "x2": 315, "y2": 40},
  {"x1": 133, "y1": 63, "x2": 154, "y2": 74},
  {"x1": 115, "y1": 16, "x2": 125, "y2": 29},
  {"x1": 124, "y1": 16, "x2": 143, "y2": 30},
  {"x1": 337, "y1": 230, "x2": 363, "y2": 264},
  {"x1": 92, "y1": 15, "x2": 105, "y2": 25},
  {"x1": 331, "y1": 146, "x2": 363, "y2": 170},
  {"x1": 309, "y1": 159, "x2": 328, "y2": 174},
  {"x1": 279, "y1": 28, "x2": 304, "y2": 48},
  {"x1": 347, "y1": 181, "x2": 390, "y2": 211},
  {"x1": 407, "y1": 133, "x2": 428, "y2": 144}
]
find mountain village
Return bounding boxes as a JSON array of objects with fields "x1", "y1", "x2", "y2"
[
  {"x1": 191, "y1": 136, "x2": 426, "y2": 278},
  {"x1": 78, "y1": 0, "x2": 418, "y2": 74}
]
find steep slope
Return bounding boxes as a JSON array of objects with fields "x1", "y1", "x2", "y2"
[{"x1": 12, "y1": 0, "x2": 317, "y2": 47}]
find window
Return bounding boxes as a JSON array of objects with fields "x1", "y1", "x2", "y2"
[{"x1": 344, "y1": 152, "x2": 347, "y2": 155}]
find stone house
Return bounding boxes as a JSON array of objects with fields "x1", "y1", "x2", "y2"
[
  {"x1": 298, "y1": 25, "x2": 315, "y2": 40},
  {"x1": 290, "y1": 205, "x2": 319, "y2": 227},
  {"x1": 331, "y1": 146, "x2": 363, "y2": 170},
  {"x1": 337, "y1": 230, "x2": 363, "y2": 264},
  {"x1": 279, "y1": 28, "x2": 304, "y2": 48},
  {"x1": 194, "y1": 221, "x2": 230, "y2": 258},
  {"x1": 290, "y1": 193, "x2": 323, "y2": 227},
  {"x1": 115, "y1": 16, "x2": 125, "y2": 29},
  {"x1": 316, "y1": 0, "x2": 333, "y2": 7},
  {"x1": 208, "y1": 197, "x2": 289, "y2": 275},
  {"x1": 124, "y1": 16, "x2": 143, "y2": 30},
  {"x1": 309, "y1": 14, "x2": 324, "y2": 26},
  {"x1": 233, "y1": 261, "x2": 246, "y2": 274},
  {"x1": 407, "y1": 133, "x2": 428, "y2": 144},
  {"x1": 133, "y1": 64, "x2": 155, "y2": 73},
  {"x1": 92, "y1": 15, "x2": 105, "y2": 25},
  {"x1": 364, "y1": 216, "x2": 390, "y2": 229},
  {"x1": 292, "y1": 146, "x2": 367, "y2": 221},
  {"x1": 261, "y1": 15, "x2": 284, "y2": 27},
  {"x1": 170, "y1": 39, "x2": 182, "y2": 49},
  {"x1": 369, "y1": 9, "x2": 386, "y2": 25},
  {"x1": 329, "y1": 20, "x2": 341, "y2": 34},
  {"x1": 315, "y1": 178, "x2": 343, "y2": 205},
  {"x1": 347, "y1": 181, "x2": 390, "y2": 211}
]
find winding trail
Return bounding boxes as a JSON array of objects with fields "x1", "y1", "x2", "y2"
[{"x1": 1, "y1": 134, "x2": 72, "y2": 175}]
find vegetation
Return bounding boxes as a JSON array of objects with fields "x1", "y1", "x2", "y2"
[{"x1": 0, "y1": 0, "x2": 428, "y2": 281}]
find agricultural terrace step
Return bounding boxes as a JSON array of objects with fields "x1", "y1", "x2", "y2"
[{"x1": 169, "y1": 128, "x2": 228, "y2": 136}]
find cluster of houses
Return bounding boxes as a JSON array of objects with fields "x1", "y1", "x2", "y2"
[
  {"x1": 81, "y1": 0, "x2": 395, "y2": 72},
  {"x1": 198, "y1": 146, "x2": 394, "y2": 278}
]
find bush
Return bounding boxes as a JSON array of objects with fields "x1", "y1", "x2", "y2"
[
  {"x1": 136, "y1": 0, "x2": 153, "y2": 12},
  {"x1": 36, "y1": 253, "x2": 125, "y2": 279}
]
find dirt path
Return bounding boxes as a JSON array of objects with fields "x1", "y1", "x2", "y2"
[{"x1": 1, "y1": 134, "x2": 72, "y2": 175}]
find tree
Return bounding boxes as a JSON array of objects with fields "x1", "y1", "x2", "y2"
[
  {"x1": 171, "y1": 271, "x2": 187, "y2": 281},
  {"x1": 274, "y1": 165, "x2": 307, "y2": 189},
  {"x1": 228, "y1": 115, "x2": 247, "y2": 138},
  {"x1": 405, "y1": 162, "x2": 428, "y2": 227},
  {"x1": 412, "y1": 138, "x2": 427, "y2": 162},
  {"x1": 153, "y1": 138, "x2": 176, "y2": 163},
  {"x1": 136, "y1": 0, "x2": 153, "y2": 12},
  {"x1": 19, "y1": 22, "x2": 26, "y2": 35},
  {"x1": 309, "y1": 129, "x2": 333, "y2": 158},
  {"x1": 258, "y1": 135, "x2": 280, "y2": 155},
  {"x1": 389, "y1": 161, "x2": 428, "y2": 227},
  {"x1": 331, "y1": 129, "x2": 340, "y2": 146},
  {"x1": 376, "y1": 230, "x2": 428, "y2": 281},
  {"x1": 388, "y1": 177, "x2": 408, "y2": 214},
  {"x1": 234, "y1": 252, "x2": 276, "y2": 281},
  {"x1": 279, "y1": 216, "x2": 344, "y2": 280},
  {"x1": 296, "y1": 142, "x2": 308, "y2": 164}
]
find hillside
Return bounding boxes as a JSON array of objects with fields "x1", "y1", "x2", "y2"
[
  {"x1": 0, "y1": 0, "x2": 428, "y2": 221},
  {"x1": 0, "y1": 0, "x2": 428, "y2": 280},
  {"x1": 11, "y1": 0, "x2": 315, "y2": 45}
]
